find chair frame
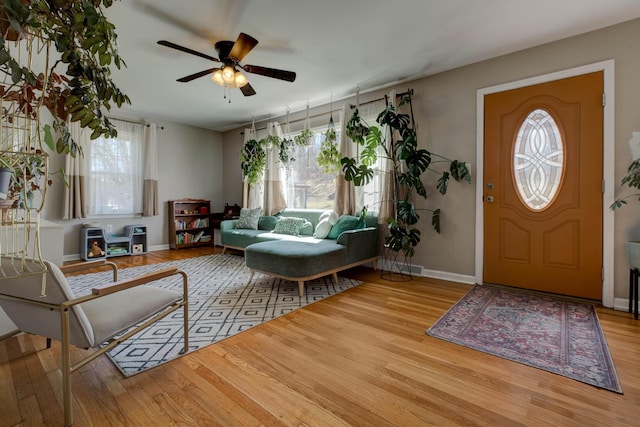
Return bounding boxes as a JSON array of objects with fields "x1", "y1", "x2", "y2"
[{"x1": 0, "y1": 259, "x2": 189, "y2": 426}]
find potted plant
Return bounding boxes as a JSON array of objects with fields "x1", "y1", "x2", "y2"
[
  {"x1": 0, "y1": 0, "x2": 130, "y2": 157},
  {"x1": 342, "y1": 90, "x2": 471, "y2": 259},
  {"x1": 0, "y1": 0, "x2": 129, "y2": 219}
]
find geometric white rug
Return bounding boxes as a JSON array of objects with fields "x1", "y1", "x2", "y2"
[{"x1": 66, "y1": 253, "x2": 361, "y2": 376}]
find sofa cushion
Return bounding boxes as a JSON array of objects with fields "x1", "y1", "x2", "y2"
[
  {"x1": 273, "y1": 216, "x2": 308, "y2": 236},
  {"x1": 237, "y1": 207, "x2": 261, "y2": 230},
  {"x1": 327, "y1": 215, "x2": 363, "y2": 239},
  {"x1": 245, "y1": 240, "x2": 347, "y2": 277},
  {"x1": 314, "y1": 218, "x2": 332, "y2": 238},
  {"x1": 258, "y1": 215, "x2": 279, "y2": 230}
]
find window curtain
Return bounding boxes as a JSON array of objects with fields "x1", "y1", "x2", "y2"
[
  {"x1": 334, "y1": 95, "x2": 390, "y2": 223},
  {"x1": 241, "y1": 122, "x2": 286, "y2": 213},
  {"x1": 62, "y1": 121, "x2": 89, "y2": 219},
  {"x1": 63, "y1": 119, "x2": 156, "y2": 218},
  {"x1": 378, "y1": 89, "x2": 397, "y2": 225},
  {"x1": 333, "y1": 103, "x2": 354, "y2": 215},
  {"x1": 142, "y1": 123, "x2": 159, "y2": 216},
  {"x1": 85, "y1": 119, "x2": 144, "y2": 216},
  {"x1": 263, "y1": 122, "x2": 286, "y2": 215},
  {"x1": 241, "y1": 122, "x2": 263, "y2": 209}
]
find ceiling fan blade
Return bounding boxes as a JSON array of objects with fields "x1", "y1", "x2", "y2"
[
  {"x1": 157, "y1": 40, "x2": 220, "y2": 63},
  {"x1": 240, "y1": 83, "x2": 257, "y2": 96},
  {"x1": 242, "y1": 65, "x2": 296, "y2": 82},
  {"x1": 228, "y1": 32, "x2": 258, "y2": 62},
  {"x1": 176, "y1": 68, "x2": 219, "y2": 82}
]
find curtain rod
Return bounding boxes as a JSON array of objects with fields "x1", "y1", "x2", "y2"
[
  {"x1": 240, "y1": 108, "x2": 342, "y2": 135},
  {"x1": 348, "y1": 90, "x2": 411, "y2": 109},
  {"x1": 109, "y1": 117, "x2": 165, "y2": 130}
]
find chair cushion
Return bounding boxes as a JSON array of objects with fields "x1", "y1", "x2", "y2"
[{"x1": 81, "y1": 285, "x2": 183, "y2": 345}]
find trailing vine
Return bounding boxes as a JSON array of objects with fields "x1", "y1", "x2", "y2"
[{"x1": 240, "y1": 138, "x2": 266, "y2": 185}]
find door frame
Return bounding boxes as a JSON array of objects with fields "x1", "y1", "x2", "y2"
[{"x1": 475, "y1": 60, "x2": 615, "y2": 307}]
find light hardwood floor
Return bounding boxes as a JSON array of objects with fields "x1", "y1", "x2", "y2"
[{"x1": 1, "y1": 247, "x2": 639, "y2": 426}]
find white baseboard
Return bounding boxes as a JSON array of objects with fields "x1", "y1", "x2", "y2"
[
  {"x1": 377, "y1": 257, "x2": 476, "y2": 285},
  {"x1": 613, "y1": 297, "x2": 633, "y2": 313},
  {"x1": 421, "y1": 268, "x2": 477, "y2": 285}
]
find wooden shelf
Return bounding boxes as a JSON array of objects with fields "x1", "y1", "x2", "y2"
[{"x1": 168, "y1": 199, "x2": 214, "y2": 249}]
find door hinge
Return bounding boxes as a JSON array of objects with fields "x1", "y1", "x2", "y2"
[
  {"x1": 602, "y1": 267, "x2": 605, "y2": 282},
  {"x1": 602, "y1": 179, "x2": 606, "y2": 193},
  {"x1": 602, "y1": 93, "x2": 606, "y2": 107}
]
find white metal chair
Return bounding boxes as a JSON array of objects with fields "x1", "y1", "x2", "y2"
[{"x1": 0, "y1": 256, "x2": 189, "y2": 426}]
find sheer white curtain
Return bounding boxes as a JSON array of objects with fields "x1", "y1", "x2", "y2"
[
  {"x1": 335, "y1": 95, "x2": 390, "y2": 222},
  {"x1": 334, "y1": 103, "x2": 354, "y2": 215},
  {"x1": 64, "y1": 119, "x2": 156, "y2": 218},
  {"x1": 241, "y1": 122, "x2": 286, "y2": 213}
]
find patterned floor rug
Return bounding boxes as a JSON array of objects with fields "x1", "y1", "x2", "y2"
[
  {"x1": 426, "y1": 285, "x2": 622, "y2": 393},
  {"x1": 67, "y1": 253, "x2": 361, "y2": 376}
]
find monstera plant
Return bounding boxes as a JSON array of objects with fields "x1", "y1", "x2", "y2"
[{"x1": 342, "y1": 90, "x2": 471, "y2": 257}]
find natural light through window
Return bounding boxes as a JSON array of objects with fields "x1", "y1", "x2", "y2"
[
  {"x1": 86, "y1": 123, "x2": 143, "y2": 216},
  {"x1": 283, "y1": 129, "x2": 338, "y2": 210},
  {"x1": 513, "y1": 108, "x2": 564, "y2": 211}
]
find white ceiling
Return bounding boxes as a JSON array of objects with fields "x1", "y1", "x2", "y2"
[{"x1": 106, "y1": 0, "x2": 640, "y2": 132}]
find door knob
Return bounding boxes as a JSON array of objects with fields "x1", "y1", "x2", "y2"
[{"x1": 486, "y1": 196, "x2": 495, "y2": 203}]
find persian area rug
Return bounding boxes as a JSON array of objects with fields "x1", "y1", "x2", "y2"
[
  {"x1": 67, "y1": 253, "x2": 361, "y2": 377},
  {"x1": 426, "y1": 285, "x2": 622, "y2": 393}
]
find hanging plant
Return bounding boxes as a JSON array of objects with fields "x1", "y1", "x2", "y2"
[
  {"x1": 294, "y1": 128, "x2": 313, "y2": 146},
  {"x1": 317, "y1": 127, "x2": 340, "y2": 174},
  {"x1": 341, "y1": 90, "x2": 471, "y2": 258},
  {"x1": 240, "y1": 138, "x2": 266, "y2": 185},
  {"x1": 278, "y1": 137, "x2": 295, "y2": 164},
  {"x1": 0, "y1": 1, "x2": 131, "y2": 156}
]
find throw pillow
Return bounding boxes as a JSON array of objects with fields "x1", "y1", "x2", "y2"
[
  {"x1": 272, "y1": 217, "x2": 307, "y2": 236},
  {"x1": 236, "y1": 207, "x2": 261, "y2": 230},
  {"x1": 314, "y1": 218, "x2": 332, "y2": 238},
  {"x1": 258, "y1": 215, "x2": 279, "y2": 230},
  {"x1": 300, "y1": 220, "x2": 314, "y2": 236},
  {"x1": 326, "y1": 215, "x2": 361, "y2": 239}
]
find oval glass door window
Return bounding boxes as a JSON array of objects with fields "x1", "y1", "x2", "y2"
[{"x1": 513, "y1": 108, "x2": 564, "y2": 211}]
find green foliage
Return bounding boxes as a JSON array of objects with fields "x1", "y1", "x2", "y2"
[
  {"x1": 342, "y1": 90, "x2": 471, "y2": 257},
  {"x1": 278, "y1": 137, "x2": 295, "y2": 164},
  {"x1": 240, "y1": 139, "x2": 266, "y2": 186},
  {"x1": 293, "y1": 128, "x2": 313, "y2": 146},
  {"x1": 0, "y1": 0, "x2": 130, "y2": 155},
  {"x1": 611, "y1": 159, "x2": 640, "y2": 210},
  {"x1": 317, "y1": 127, "x2": 341, "y2": 174}
]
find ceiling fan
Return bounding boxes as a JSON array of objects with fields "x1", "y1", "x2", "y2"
[{"x1": 157, "y1": 33, "x2": 296, "y2": 96}]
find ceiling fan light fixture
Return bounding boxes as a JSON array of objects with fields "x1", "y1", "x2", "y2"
[
  {"x1": 234, "y1": 71, "x2": 249, "y2": 88},
  {"x1": 222, "y1": 65, "x2": 235, "y2": 84},
  {"x1": 211, "y1": 69, "x2": 224, "y2": 86}
]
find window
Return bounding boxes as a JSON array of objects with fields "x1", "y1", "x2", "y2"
[
  {"x1": 282, "y1": 128, "x2": 339, "y2": 210},
  {"x1": 513, "y1": 108, "x2": 564, "y2": 211},
  {"x1": 85, "y1": 120, "x2": 144, "y2": 216}
]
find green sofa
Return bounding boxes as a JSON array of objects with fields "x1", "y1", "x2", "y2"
[{"x1": 220, "y1": 209, "x2": 379, "y2": 296}]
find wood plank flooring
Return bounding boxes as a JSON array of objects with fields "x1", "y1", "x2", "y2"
[{"x1": 1, "y1": 247, "x2": 639, "y2": 426}]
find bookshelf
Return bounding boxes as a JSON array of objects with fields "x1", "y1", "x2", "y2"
[{"x1": 168, "y1": 199, "x2": 214, "y2": 249}]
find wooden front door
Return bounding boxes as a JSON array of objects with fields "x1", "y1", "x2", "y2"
[{"x1": 483, "y1": 72, "x2": 603, "y2": 300}]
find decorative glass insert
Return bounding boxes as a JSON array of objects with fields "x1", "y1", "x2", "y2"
[{"x1": 513, "y1": 108, "x2": 564, "y2": 210}]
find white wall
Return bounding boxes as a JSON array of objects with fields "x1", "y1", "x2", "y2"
[
  {"x1": 223, "y1": 18, "x2": 640, "y2": 301},
  {"x1": 42, "y1": 119, "x2": 223, "y2": 258}
]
